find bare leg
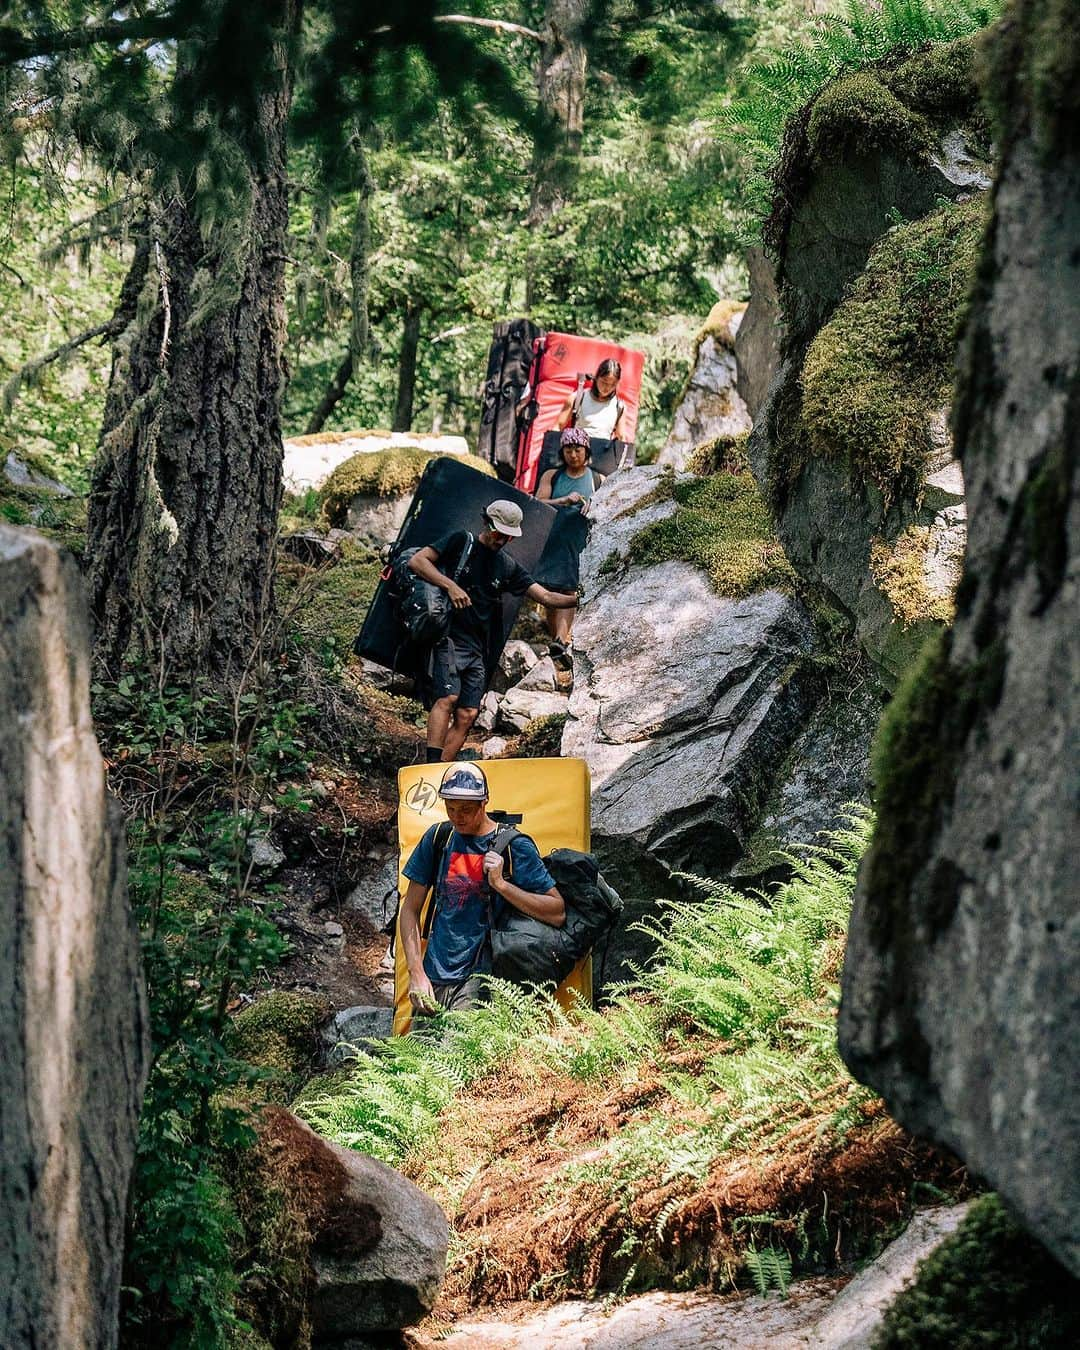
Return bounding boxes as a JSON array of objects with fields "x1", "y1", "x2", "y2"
[
  {"x1": 441, "y1": 706, "x2": 479, "y2": 761},
  {"x1": 551, "y1": 601, "x2": 576, "y2": 644},
  {"x1": 425, "y1": 694, "x2": 457, "y2": 757}
]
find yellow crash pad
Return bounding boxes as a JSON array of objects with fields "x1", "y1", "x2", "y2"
[{"x1": 393, "y1": 756, "x2": 592, "y2": 1035}]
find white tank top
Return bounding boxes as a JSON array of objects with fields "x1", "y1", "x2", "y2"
[{"x1": 575, "y1": 388, "x2": 620, "y2": 439}]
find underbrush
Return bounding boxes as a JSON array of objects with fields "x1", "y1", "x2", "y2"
[
  {"x1": 303, "y1": 810, "x2": 968, "y2": 1312},
  {"x1": 101, "y1": 576, "x2": 419, "y2": 1346}
]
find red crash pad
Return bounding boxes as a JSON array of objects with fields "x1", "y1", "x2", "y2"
[{"x1": 515, "y1": 332, "x2": 645, "y2": 494}]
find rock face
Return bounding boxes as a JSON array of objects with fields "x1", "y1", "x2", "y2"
[
  {"x1": 840, "y1": 5, "x2": 1080, "y2": 1276},
  {"x1": 563, "y1": 471, "x2": 819, "y2": 977},
  {"x1": 734, "y1": 247, "x2": 782, "y2": 422},
  {"x1": 658, "y1": 301, "x2": 751, "y2": 470},
  {"x1": 746, "y1": 41, "x2": 991, "y2": 688},
  {"x1": 0, "y1": 525, "x2": 148, "y2": 1350}
]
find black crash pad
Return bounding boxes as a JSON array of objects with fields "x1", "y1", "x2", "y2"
[{"x1": 355, "y1": 456, "x2": 557, "y2": 679}]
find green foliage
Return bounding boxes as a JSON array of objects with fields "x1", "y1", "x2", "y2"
[
  {"x1": 781, "y1": 194, "x2": 986, "y2": 504},
  {"x1": 620, "y1": 466, "x2": 796, "y2": 597},
  {"x1": 515, "y1": 712, "x2": 568, "y2": 758},
  {"x1": 720, "y1": 0, "x2": 1002, "y2": 223},
  {"x1": 93, "y1": 655, "x2": 342, "y2": 1347},
  {"x1": 874, "y1": 1194, "x2": 1080, "y2": 1348},
  {"x1": 276, "y1": 539, "x2": 382, "y2": 671},
  {"x1": 744, "y1": 1243, "x2": 793, "y2": 1297}
]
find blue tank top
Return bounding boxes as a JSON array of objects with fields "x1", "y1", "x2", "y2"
[{"x1": 551, "y1": 467, "x2": 596, "y2": 501}]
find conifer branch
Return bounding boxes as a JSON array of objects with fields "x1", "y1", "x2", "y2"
[
  {"x1": 0, "y1": 14, "x2": 176, "y2": 67},
  {"x1": 433, "y1": 14, "x2": 542, "y2": 42},
  {"x1": 2, "y1": 318, "x2": 123, "y2": 413}
]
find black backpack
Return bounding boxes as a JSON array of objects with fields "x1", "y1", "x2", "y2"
[
  {"x1": 419, "y1": 824, "x2": 623, "y2": 991},
  {"x1": 485, "y1": 828, "x2": 623, "y2": 989},
  {"x1": 386, "y1": 533, "x2": 474, "y2": 649}
]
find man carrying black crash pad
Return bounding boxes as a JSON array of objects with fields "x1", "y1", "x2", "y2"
[
  {"x1": 399, "y1": 763, "x2": 565, "y2": 1017},
  {"x1": 408, "y1": 498, "x2": 577, "y2": 762}
]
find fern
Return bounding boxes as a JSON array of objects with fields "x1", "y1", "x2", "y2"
[
  {"x1": 719, "y1": 0, "x2": 1003, "y2": 222},
  {"x1": 745, "y1": 1243, "x2": 793, "y2": 1297}
]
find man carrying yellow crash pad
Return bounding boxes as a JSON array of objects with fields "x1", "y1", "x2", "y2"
[{"x1": 398, "y1": 762, "x2": 565, "y2": 1017}]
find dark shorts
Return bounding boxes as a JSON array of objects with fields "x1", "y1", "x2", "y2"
[{"x1": 431, "y1": 638, "x2": 486, "y2": 708}]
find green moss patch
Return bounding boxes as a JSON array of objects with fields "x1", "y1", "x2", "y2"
[
  {"x1": 798, "y1": 195, "x2": 986, "y2": 503},
  {"x1": 0, "y1": 476, "x2": 87, "y2": 555},
  {"x1": 277, "y1": 538, "x2": 382, "y2": 663},
  {"x1": 875, "y1": 1194, "x2": 1080, "y2": 1348},
  {"x1": 515, "y1": 712, "x2": 567, "y2": 758},
  {"x1": 623, "y1": 468, "x2": 796, "y2": 598},
  {"x1": 870, "y1": 526, "x2": 955, "y2": 628},
  {"x1": 807, "y1": 71, "x2": 937, "y2": 166},
  {"x1": 322, "y1": 448, "x2": 495, "y2": 526},
  {"x1": 230, "y1": 991, "x2": 329, "y2": 1082}
]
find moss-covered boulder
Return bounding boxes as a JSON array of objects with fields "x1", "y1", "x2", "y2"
[
  {"x1": 841, "y1": 0, "x2": 1080, "y2": 1275},
  {"x1": 748, "y1": 37, "x2": 991, "y2": 686},
  {"x1": 322, "y1": 447, "x2": 496, "y2": 544}
]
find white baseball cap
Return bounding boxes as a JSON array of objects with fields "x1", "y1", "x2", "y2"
[{"x1": 484, "y1": 499, "x2": 523, "y2": 538}]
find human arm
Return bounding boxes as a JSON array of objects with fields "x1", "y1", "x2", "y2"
[
  {"x1": 554, "y1": 393, "x2": 576, "y2": 431},
  {"x1": 537, "y1": 468, "x2": 583, "y2": 508},
  {"x1": 525, "y1": 581, "x2": 578, "y2": 608},
  {"x1": 408, "y1": 544, "x2": 471, "y2": 609},
  {"x1": 612, "y1": 404, "x2": 626, "y2": 441},
  {"x1": 398, "y1": 879, "x2": 440, "y2": 1013},
  {"x1": 483, "y1": 852, "x2": 565, "y2": 927}
]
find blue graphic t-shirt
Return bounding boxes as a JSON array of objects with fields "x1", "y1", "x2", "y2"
[{"x1": 403, "y1": 825, "x2": 555, "y2": 983}]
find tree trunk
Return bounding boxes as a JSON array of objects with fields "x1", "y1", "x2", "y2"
[
  {"x1": 525, "y1": 0, "x2": 587, "y2": 306},
  {"x1": 86, "y1": 0, "x2": 301, "y2": 681},
  {"x1": 392, "y1": 300, "x2": 422, "y2": 433},
  {"x1": 304, "y1": 143, "x2": 374, "y2": 435},
  {"x1": 528, "y1": 0, "x2": 587, "y2": 226}
]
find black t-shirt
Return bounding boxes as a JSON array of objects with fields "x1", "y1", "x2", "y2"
[{"x1": 431, "y1": 530, "x2": 534, "y2": 650}]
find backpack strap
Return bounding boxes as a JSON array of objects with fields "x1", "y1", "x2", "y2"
[
  {"x1": 420, "y1": 820, "x2": 456, "y2": 940},
  {"x1": 451, "y1": 531, "x2": 474, "y2": 583},
  {"x1": 571, "y1": 382, "x2": 586, "y2": 423}
]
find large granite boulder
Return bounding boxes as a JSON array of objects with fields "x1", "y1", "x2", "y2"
[
  {"x1": 257, "y1": 1109, "x2": 448, "y2": 1339},
  {"x1": 840, "y1": 1, "x2": 1080, "y2": 1275},
  {"x1": 564, "y1": 470, "x2": 820, "y2": 976},
  {"x1": 0, "y1": 526, "x2": 148, "y2": 1350},
  {"x1": 657, "y1": 301, "x2": 751, "y2": 470},
  {"x1": 747, "y1": 38, "x2": 991, "y2": 687}
]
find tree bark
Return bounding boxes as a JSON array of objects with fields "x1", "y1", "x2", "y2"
[
  {"x1": 527, "y1": 0, "x2": 587, "y2": 227},
  {"x1": 392, "y1": 300, "x2": 422, "y2": 433},
  {"x1": 86, "y1": 0, "x2": 302, "y2": 681},
  {"x1": 304, "y1": 144, "x2": 374, "y2": 435}
]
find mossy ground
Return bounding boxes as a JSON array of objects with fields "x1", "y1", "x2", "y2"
[
  {"x1": 276, "y1": 537, "x2": 382, "y2": 665},
  {"x1": 0, "y1": 473, "x2": 88, "y2": 555},
  {"x1": 870, "y1": 526, "x2": 955, "y2": 627},
  {"x1": 874, "y1": 1194, "x2": 1080, "y2": 1348},
  {"x1": 621, "y1": 463, "x2": 796, "y2": 598},
  {"x1": 229, "y1": 990, "x2": 329, "y2": 1084},
  {"x1": 514, "y1": 712, "x2": 567, "y2": 758},
  {"x1": 794, "y1": 194, "x2": 986, "y2": 505},
  {"x1": 321, "y1": 448, "x2": 496, "y2": 527}
]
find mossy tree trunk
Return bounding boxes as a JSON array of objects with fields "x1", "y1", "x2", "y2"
[
  {"x1": 392, "y1": 299, "x2": 422, "y2": 432},
  {"x1": 87, "y1": 0, "x2": 302, "y2": 681},
  {"x1": 525, "y1": 0, "x2": 587, "y2": 307}
]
